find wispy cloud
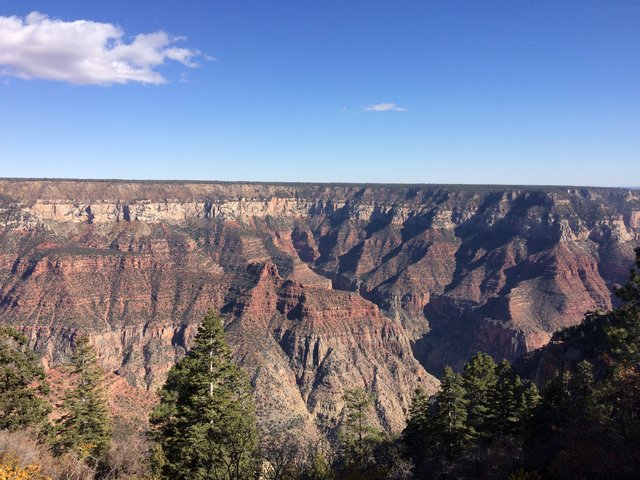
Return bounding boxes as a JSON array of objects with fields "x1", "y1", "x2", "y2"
[
  {"x1": 363, "y1": 102, "x2": 407, "y2": 112},
  {"x1": 0, "y1": 12, "x2": 204, "y2": 85}
]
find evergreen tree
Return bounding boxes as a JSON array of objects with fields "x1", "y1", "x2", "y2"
[
  {"x1": 600, "y1": 362, "x2": 640, "y2": 462},
  {"x1": 527, "y1": 372, "x2": 571, "y2": 448},
  {"x1": 569, "y1": 360, "x2": 595, "y2": 414},
  {"x1": 55, "y1": 336, "x2": 112, "y2": 462},
  {"x1": 605, "y1": 246, "x2": 640, "y2": 363},
  {"x1": 339, "y1": 387, "x2": 383, "y2": 474},
  {"x1": 488, "y1": 360, "x2": 522, "y2": 437},
  {"x1": 522, "y1": 249, "x2": 640, "y2": 477},
  {"x1": 517, "y1": 382, "x2": 541, "y2": 429},
  {"x1": 433, "y1": 367, "x2": 473, "y2": 461},
  {"x1": 0, "y1": 327, "x2": 50, "y2": 433},
  {"x1": 403, "y1": 387, "x2": 435, "y2": 475},
  {"x1": 150, "y1": 311, "x2": 259, "y2": 480},
  {"x1": 462, "y1": 352, "x2": 497, "y2": 438},
  {"x1": 600, "y1": 247, "x2": 640, "y2": 469},
  {"x1": 403, "y1": 387, "x2": 431, "y2": 455}
]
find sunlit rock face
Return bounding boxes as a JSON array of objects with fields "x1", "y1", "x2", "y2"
[{"x1": 0, "y1": 179, "x2": 638, "y2": 437}]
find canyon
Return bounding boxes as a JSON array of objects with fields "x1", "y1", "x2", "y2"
[{"x1": 0, "y1": 179, "x2": 639, "y2": 439}]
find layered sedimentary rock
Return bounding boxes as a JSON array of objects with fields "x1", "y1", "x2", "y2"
[{"x1": 0, "y1": 179, "x2": 638, "y2": 436}]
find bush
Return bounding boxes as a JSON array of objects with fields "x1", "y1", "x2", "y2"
[{"x1": 0, "y1": 431, "x2": 93, "y2": 480}]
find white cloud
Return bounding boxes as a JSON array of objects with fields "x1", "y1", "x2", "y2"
[
  {"x1": 363, "y1": 102, "x2": 407, "y2": 112},
  {"x1": 0, "y1": 12, "x2": 204, "y2": 85}
]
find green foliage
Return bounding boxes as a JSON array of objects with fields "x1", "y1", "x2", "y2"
[
  {"x1": 55, "y1": 336, "x2": 112, "y2": 463},
  {"x1": 522, "y1": 249, "x2": 640, "y2": 478},
  {"x1": 605, "y1": 246, "x2": 640, "y2": 363},
  {"x1": 402, "y1": 387, "x2": 433, "y2": 469},
  {"x1": 568, "y1": 360, "x2": 595, "y2": 415},
  {"x1": 433, "y1": 367, "x2": 473, "y2": 460},
  {"x1": 403, "y1": 358, "x2": 542, "y2": 478},
  {"x1": 339, "y1": 387, "x2": 384, "y2": 476},
  {"x1": 462, "y1": 352, "x2": 497, "y2": 438},
  {"x1": 518, "y1": 382, "x2": 541, "y2": 427},
  {"x1": 305, "y1": 450, "x2": 333, "y2": 480},
  {"x1": 150, "y1": 311, "x2": 259, "y2": 480},
  {"x1": 0, "y1": 327, "x2": 50, "y2": 434},
  {"x1": 334, "y1": 247, "x2": 640, "y2": 478},
  {"x1": 488, "y1": 360, "x2": 538, "y2": 437},
  {"x1": 537, "y1": 373, "x2": 571, "y2": 424},
  {"x1": 601, "y1": 363, "x2": 640, "y2": 448}
]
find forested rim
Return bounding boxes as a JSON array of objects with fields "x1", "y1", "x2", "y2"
[{"x1": 0, "y1": 177, "x2": 632, "y2": 192}]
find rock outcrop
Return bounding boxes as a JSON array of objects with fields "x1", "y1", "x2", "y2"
[{"x1": 0, "y1": 179, "x2": 638, "y2": 437}]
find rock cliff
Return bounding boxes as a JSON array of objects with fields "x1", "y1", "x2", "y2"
[{"x1": 0, "y1": 179, "x2": 638, "y2": 437}]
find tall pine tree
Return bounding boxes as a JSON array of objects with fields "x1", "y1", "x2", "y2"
[
  {"x1": 569, "y1": 360, "x2": 595, "y2": 415},
  {"x1": 516, "y1": 382, "x2": 541, "y2": 431},
  {"x1": 56, "y1": 336, "x2": 112, "y2": 462},
  {"x1": 433, "y1": 367, "x2": 473, "y2": 461},
  {"x1": 339, "y1": 387, "x2": 383, "y2": 474},
  {"x1": 403, "y1": 387, "x2": 435, "y2": 474},
  {"x1": 150, "y1": 311, "x2": 259, "y2": 480},
  {"x1": 462, "y1": 352, "x2": 497, "y2": 439},
  {"x1": 488, "y1": 360, "x2": 522, "y2": 437}
]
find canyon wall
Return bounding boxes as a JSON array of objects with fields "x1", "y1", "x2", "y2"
[{"x1": 0, "y1": 179, "x2": 638, "y2": 437}]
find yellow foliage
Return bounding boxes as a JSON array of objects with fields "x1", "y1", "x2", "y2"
[
  {"x1": 0, "y1": 457, "x2": 50, "y2": 480},
  {"x1": 77, "y1": 442, "x2": 97, "y2": 460}
]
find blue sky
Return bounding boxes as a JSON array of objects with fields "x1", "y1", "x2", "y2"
[{"x1": 0, "y1": 1, "x2": 638, "y2": 186}]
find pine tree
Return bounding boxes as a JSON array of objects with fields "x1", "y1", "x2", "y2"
[
  {"x1": 517, "y1": 382, "x2": 541, "y2": 429},
  {"x1": 569, "y1": 360, "x2": 595, "y2": 414},
  {"x1": 403, "y1": 387, "x2": 435, "y2": 473},
  {"x1": 600, "y1": 248, "x2": 640, "y2": 468},
  {"x1": 0, "y1": 327, "x2": 50, "y2": 433},
  {"x1": 605, "y1": 246, "x2": 640, "y2": 363},
  {"x1": 433, "y1": 367, "x2": 473, "y2": 461},
  {"x1": 55, "y1": 336, "x2": 112, "y2": 462},
  {"x1": 462, "y1": 352, "x2": 497, "y2": 438},
  {"x1": 339, "y1": 387, "x2": 383, "y2": 473},
  {"x1": 403, "y1": 387, "x2": 431, "y2": 452},
  {"x1": 150, "y1": 311, "x2": 259, "y2": 480},
  {"x1": 528, "y1": 372, "x2": 571, "y2": 444},
  {"x1": 488, "y1": 360, "x2": 523, "y2": 437}
]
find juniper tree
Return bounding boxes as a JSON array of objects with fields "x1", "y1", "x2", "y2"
[
  {"x1": 0, "y1": 327, "x2": 50, "y2": 433},
  {"x1": 150, "y1": 311, "x2": 259, "y2": 480},
  {"x1": 55, "y1": 336, "x2": 112, "y2": 462}
]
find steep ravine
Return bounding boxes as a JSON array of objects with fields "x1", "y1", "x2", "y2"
[{"x1": 0, "y1": 179, "x2": 638, "y2": 438}]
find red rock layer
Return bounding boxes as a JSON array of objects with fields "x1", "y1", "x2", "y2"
[{"x1": 0, "y1": 180, "x2": 638, "y2": 435}]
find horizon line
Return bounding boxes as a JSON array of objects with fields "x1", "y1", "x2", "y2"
[{"x1": 0, "y1": 177, "x2": 636, "y2": 191}]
